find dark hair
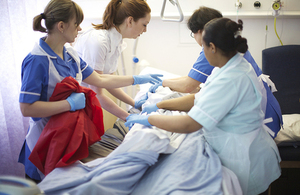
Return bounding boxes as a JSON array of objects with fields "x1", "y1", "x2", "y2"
[
  {"x1": 203, "y1": 18, "x2": 248, "y2": 56},
  {"x1": 33, "y1": 0, "x2": 84, "y2": 33},
  {"x1": 93, "y1": 0, "x2": 151, "y2": 30},
  {"x1": 187, "y1": 6, "x2": 222, "y2": 33}
]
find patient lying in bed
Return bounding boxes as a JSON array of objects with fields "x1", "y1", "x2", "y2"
[{"x1": 37, "y1": 86, "x2": 242, "y2": 195}]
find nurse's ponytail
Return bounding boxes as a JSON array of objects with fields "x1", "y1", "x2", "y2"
[
  {"x1": 203, "y1": 18, "x2": 248, "y2": 57},
  {"x1": 33, "y1": 0, "x2": 84, "y2": 34},
  {"x1": 93, "y1": 0, "x2": 151, "y2": 30},
  {"x1": 227, "y1": 19, "x2": 248, "y2": 53},
  {"x1": 33, "y1": 14, "x2": 47, "y2": 33}
]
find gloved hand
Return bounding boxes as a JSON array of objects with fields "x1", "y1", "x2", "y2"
[
  {"x1": 148, "y1": 82, "x2": 162, "y2": 93},
  {"x1": 134, "y1": 93, "x2": 148, "y2": 109},
  {"x1": 124, "y1": 114, "x2": 152, "y2": 128},
  {"x1": 133, "y1": 74, "x2": 163, "y2": 85},
  {"x1": 141, "y1": 104, "x2": 159, "y2": 114},
  {"x1": 66, "y1": 92, "x2": 86, "y2": 111}
]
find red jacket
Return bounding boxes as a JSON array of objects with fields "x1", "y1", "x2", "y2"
[{"x1": 29, "y1": 76, "x2": 104, "y2": 175}]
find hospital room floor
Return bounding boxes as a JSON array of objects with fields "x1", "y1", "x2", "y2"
[{"x1": 269, "y1": 168, "x2": 300, "y2": 195}]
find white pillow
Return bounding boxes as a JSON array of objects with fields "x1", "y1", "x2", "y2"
[{"x1": 274, "y1": 114, "x2": 300, "y2": 146}]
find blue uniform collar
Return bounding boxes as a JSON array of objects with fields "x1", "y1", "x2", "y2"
[{"x1": 39, "y1": 37, "x2": 70, "y2": 67}]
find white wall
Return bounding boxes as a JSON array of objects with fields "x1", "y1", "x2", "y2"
[
  {"x1": 120, "y1": 16, "x2": 300, "y2": 77},
  {"x1": 76, "y1": 0, "x2": 300, "y2": 99}
]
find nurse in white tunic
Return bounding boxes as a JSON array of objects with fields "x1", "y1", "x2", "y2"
[
  {"x1": 125, "y1": 18, "x2": 281, "y2": 195},
  {"x1": 19, "y1": 0, "x2": 161, "y2": 182},
  {"x1": 74, "y1": 0, "x2": 151, "y2": 121}
]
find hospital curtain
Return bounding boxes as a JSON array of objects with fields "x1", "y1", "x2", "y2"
[{"x1": 0, "y1": 0, "x2": 48, "y2": 177}]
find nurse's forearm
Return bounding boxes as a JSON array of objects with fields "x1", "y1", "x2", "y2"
[
  {"x1": 106, "y1": 88, "x2": 135, "y2": 107},
  {"x1": 163, "y1": 76, "x2": 201, "y2": 93},
  {"x1": 20, "y1": 101, "x2": 70, "y2": 118},
  {"x1": 157, "y1": 94, "x2": 195, "y2": 112},
  {"x1": 84, "y1": 71, "x2": 134, "y2": 89},
  {"x1": 148, "y1": 115, "x2": 202, "y2": 133},
  {"x1": 96, "y1": 92, "x2": 130, "y2": 121}
]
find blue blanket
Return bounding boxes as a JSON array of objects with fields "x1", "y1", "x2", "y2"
[
  {"x1": 132, "y1": 131, "x2": 223, "y2": 195},
  {"x1": 38, "y1": 130, "x2": 223, "y2": 195}
]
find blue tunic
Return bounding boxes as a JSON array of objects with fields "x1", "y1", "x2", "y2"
[{"x1": 19, "y1": 38, "x2": 94, "y2": 180}]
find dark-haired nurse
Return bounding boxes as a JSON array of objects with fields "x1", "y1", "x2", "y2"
[{"x1": 125, "y1": 18, "x2": 281, "y2": 195}]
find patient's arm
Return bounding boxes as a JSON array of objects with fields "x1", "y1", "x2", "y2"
[
  {"x1": 162, "y1": 76, "x2": 201, "y2": 93},
  {"x1": 156, "y1": 94, "x2": 195, "y2": 112}
]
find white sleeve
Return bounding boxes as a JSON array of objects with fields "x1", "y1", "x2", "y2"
[{"x1": 76, "y1": 32, "x2": 108, "y2": 71}]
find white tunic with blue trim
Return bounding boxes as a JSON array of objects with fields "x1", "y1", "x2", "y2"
[
  {"x1": 19, "y1": 37, "x2": 94, "y2": 180},
  {"x1": 188, "y1": 53, "x2": 281, "y2": 195}
]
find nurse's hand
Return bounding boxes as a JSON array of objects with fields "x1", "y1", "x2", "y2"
[
  {"x1": 141, "y1": 104, "x2": 159, "y2": 114},
  {"x1": 124, "y1": 114, "x2": 152, "y2": 128},
  {"x1": 66, "y1": 92, "x2": 86, "y2": 111},
  {"x1": 134, "y1": 93, "x2": 148, "y2": 109},
  {"x1": 133, "y1": 74, "x2": 163, "y2": 85},
  {"x1": 148, "y1": 82, "x2": 162, "y2": 93}
]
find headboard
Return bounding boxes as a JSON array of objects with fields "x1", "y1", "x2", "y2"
[
  {"x1": 262, "y1": 45, "x2": 300, "y2": 166},
  {"x1": 262, "y1": 45, "x2": 300, "y2": 114}
]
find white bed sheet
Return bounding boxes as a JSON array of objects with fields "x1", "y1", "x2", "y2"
[{"x1": 275, "y1": 114, "x2": 300, "y2": 146}]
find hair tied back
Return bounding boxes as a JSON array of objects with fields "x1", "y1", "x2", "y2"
[
  {"x1": 40, "y1": 13, "x2": 46, "y2": 19},
  {"x1": 234, "y1": 30, "x2": 241, "y2": 38}
]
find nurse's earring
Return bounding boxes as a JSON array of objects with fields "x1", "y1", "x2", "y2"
[{"x1": 212, "y1": 50, "x2": 215, "y2": 53}]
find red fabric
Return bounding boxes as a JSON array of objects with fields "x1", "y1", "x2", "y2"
[{"x1": 29, "y1": 76, "x2": 104, "y2": 175}]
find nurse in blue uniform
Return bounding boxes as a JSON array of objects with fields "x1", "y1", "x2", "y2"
[
  {"x1": 125, "y1": 18, "x2": 281, "y2": 195},
  {"x1": 18, "y1": 0, "x2": 162, "y2": 182},
  {"x1": 149, "y1": 6, "x2": 282, "y2": 138}
]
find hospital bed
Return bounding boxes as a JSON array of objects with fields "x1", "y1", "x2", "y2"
[
  {"x1": 34, "y1": 67, "x2": 242, "y2": 195},
  {"x1": 262, "y1": 45, "x2": 300, "y2": 194}
]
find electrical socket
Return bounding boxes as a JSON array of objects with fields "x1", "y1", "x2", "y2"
[{"x1": 254, "y1": 1, "x2": 261, "y2": 9}]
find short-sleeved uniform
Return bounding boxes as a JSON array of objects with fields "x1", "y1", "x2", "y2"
[
  {"x1": 188, "y1": 53, "x2": 281, "y2": 195},
  {"x1": 18, "y1": 37, "x2": 94, "y2": 180},
  {"x1": 188, "y1": 50, "x2": 282, "y2": 138},
  {"x1": 188, "y1": 50, "x2": 213, "y2": 83},
  {"x1": 74, "y1": 27, "x2": 127, "y2": 74}
]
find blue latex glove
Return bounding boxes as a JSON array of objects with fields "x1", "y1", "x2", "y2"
[
  {"x1": 133, "y1": 74, "x2": 163, "y2": 85},
  {"x1": 148, "y1": 82, "x2": 162, "y2": 93},
  {"x1": 141, "y1": 104, "x2": 159, "y2": 114},
  {"x1": 124, "y1": 114, "x2": 152, "y2": 128},
  {"x1": 66, "y1": 92, "x2": 86, "y2": 111},
  {"x1": 134, "y1": 93, "x2": 148, "y2": 109}
]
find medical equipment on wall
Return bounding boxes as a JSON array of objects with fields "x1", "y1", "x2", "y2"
[
  {"x1": 235, "y1": 0, "x2": 242, "y2": 21},
  {"x1": 272, "y1": 0, "x2": 282, "y2": 17},
  {"x1": 132, "y1": 38, "x2": 139, "y2": 97},
  {"x1": 272, "y1": 0, "x2": 283, "y2": 45},
  {"x1": 265, "y1": 0, "x2": 283, "y2": 48},
  {"x1": 131, "y1": 38, "x2": 151, "y2": 98},
  {"x1": 0, "y1": 176, "x2": 44, "y2": 195},
  {"x1": 160, "y1": 0, "x2": 184, "y2": 22}
]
